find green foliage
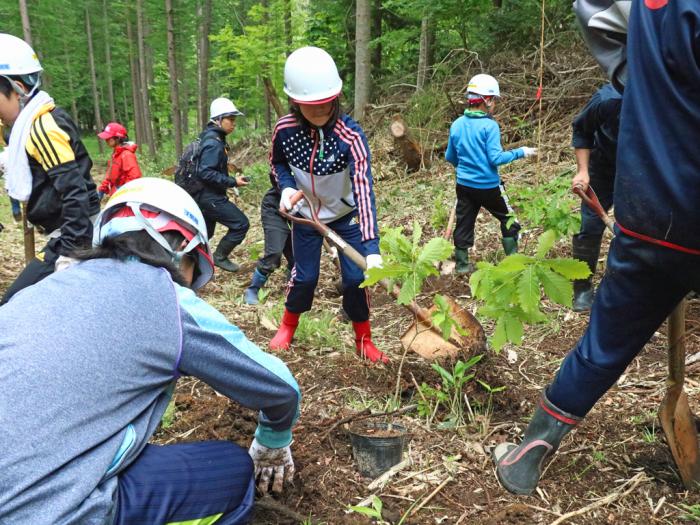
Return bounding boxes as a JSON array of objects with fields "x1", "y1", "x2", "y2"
[
  {"x1": 160, "y1": 397, "x2": 177, "y2": 429},
  {"x1": 348, "y1": 496, "x2": 386, "y2": 523},
  {"x1": 509, "y1": 174, "x2": 581, "y2": 239},
  {"x1": 417, "y1": 356, "x2": 483, "y2": 429},
  {"x1": 681, "y1": 504, "x2": 700, "y2": 522},
  {"x1": 431, "y1": 295, "x2": 468, "y2": 341},
  {"x1": 271, "y1": 303, "x2": 343, "y2": 349},
  {"x1": 470, "y1": 230, "x2": 591, "y2": 351},
  {"x1": 361, "y1": 222, "x2": 453, "y2": 305}
]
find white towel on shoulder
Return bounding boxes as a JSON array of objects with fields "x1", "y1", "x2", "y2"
[{"x1": 6, "y1": 91, "x2": 54, "y2": 201}]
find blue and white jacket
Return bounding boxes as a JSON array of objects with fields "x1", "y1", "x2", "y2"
[
  {"x1": 445, "y1": 111, "x2": 525, "y2": 189},
  {"x1": 0, "y1": 258, "x2": 300, "y2": 524},
  {"x1": 271, "y1": 113, "x2": 380, "y2": 254}
]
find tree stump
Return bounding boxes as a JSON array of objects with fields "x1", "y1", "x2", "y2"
[{"x1": 390, "y1": 115, "x2": 425, "y2": 172}]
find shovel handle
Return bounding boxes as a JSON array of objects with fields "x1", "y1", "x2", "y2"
[
  {"x1": 279, "y1": 200, "x2": 461, "y2": 346},
  {"x1": 573, "y1": 185, "x2": 615, "y2": 234},
  {"x1": 667, "y1": 300, "x2": 686, "y2": 391}
]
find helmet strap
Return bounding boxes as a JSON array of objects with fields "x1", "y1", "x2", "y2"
[{"x1": 2, "y1": 75, "x2": 40, "y2": 111}]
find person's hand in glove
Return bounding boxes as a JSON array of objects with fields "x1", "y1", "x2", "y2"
[
  {"x1": 521, "y1": 147, "x2": 538, "y2": 158},
  {"x1": 248, "y1": 438, "x2": 295, "y2": 494},
  {"x1": 54, "y1": 255, "x2": 80, "y2": 272},
  {"x1": 365, "y1": 253, "x2": 383, "y2": 270},
  {"x1": 279, "y1": 188, "x2": 303, "y2": 213}
]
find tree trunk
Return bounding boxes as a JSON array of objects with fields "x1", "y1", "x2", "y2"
[
  {"x1": 197, "y1": 0, "x2": 211, "y2": 128},
  {"x1": 283, "y1": 0, "x2": 292, "y2": 53},
  {"x1": 165, "y1": 0, "x2": 183, "y2": 158},
  {"x1": 416, "y1": 13, "x2": 432, "y2": 91},
  {"x1": 371, "y1": 0, "x2": 382, "y2": 72},
  {"x1": 85, "y1": 6, "x2": 104, "y2": 154},
  {"x1": 354, "y1": 0, "x2": 371, "y2": 121},
  {"x1": 136, "y1": 0, "x2": 156, "y2": 156},
  {"x1": 18, "y1": 0, "x2": 33, "y2": 45},
  {"x1": 263, "y1": 77, "x2": 284, "y2": 120},
  {"x1": 126, "y1": 8, "x2": 145, "y2": 145},
  {"x1": 121, "y1": 80, "x2": 130, "y2": 127},
  {"x1": 390, "y1": 115, "x2": 426, "y2": 172},
  {"x1": 179, "y1": 56, "x2": 189, "y2": 137},
  {"x1": 62, "y1": 40, "x2": 80, "y2": 125},
  {"x1": 102, "y1": 0, "x2": 117, "y2": 121},
  {"x1": 493, "y1": 0, "x2": 503, "y2": 7}
]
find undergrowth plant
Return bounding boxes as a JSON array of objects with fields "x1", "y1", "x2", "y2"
[
  {"x1": 508, "y1": 172, "x2": 581, "y2": 239},
  {"x1": 470, "y1": 229, "x2": 590, "y2": 351},
  {"x1": 361, "y1": 222, "x2": 453, "y2": 304},
  {"x1": 348, "y1": 496, "x2": 388, "y2": 524}
]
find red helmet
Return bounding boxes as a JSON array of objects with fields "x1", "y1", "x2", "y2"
[{"x1": 98, "y1": 122, "x2": 128, "y2": 140}]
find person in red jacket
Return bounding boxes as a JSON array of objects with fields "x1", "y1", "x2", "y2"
[{"x1": 97, "y1": 122, "x2": 142, "y2": 199}]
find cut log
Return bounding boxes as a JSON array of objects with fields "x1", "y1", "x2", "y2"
[
  {"x1": 263, "y1": 77, "x2": 285, "y2": 120},
  {"x1": 390, "y1": 115, "x2": 426, "y2": 172}
]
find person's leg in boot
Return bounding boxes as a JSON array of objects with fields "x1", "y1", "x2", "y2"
[
  {"x1": 483, "y1": 184, "x2": 520, "y2": 256},
  {"x1": 244, "y1": 269, "x2": 269, "y2": 305},
  {"x1": 493, "y1": 390, "x2": 580, "y2": 494},
  {"x1": 571, "y1": 233, "x2": 602, "y2": 312},
  {"x1": 270, "y1": 223, "x2": 321, "y2": 351},
  {"x1": 453, "y1": 184, "x2": 479, "y2": 274},
  {"x1": 115, "y1": 441, "x2": 255, "y2": 525},
  {"x1": 1, "y1": 242, "x2": 59, "y2": 306},
  {"x1": 333, "y1": 214, "x2": 389, "y2": 364},
  {"x1": 494, "y1": 233, "x2": 690, "y2": 495},
  {"x1": 206, "y1": 197, "x2": 249, "y2": 272}
]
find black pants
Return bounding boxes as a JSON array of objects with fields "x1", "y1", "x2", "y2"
[
  {"x1": 1, "y1": 240, "x2": 59, "y2": 305},
  {"x1": 574, "y1": 166, "x2": 615, "y2": 243},
  {"x1": 453, "y1": 184, "x2": 520, "y2": 249},
  {"x1": 256, "y1": 188, "x2": 294, "y2": 276},
  {"x1": 197, "y1": 192, "x2": 250, "y2": 247}
]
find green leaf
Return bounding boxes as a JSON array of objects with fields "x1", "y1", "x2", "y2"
[
  {"x1": 397, "y1": 276, "x2": 419, "y2": 305},
  {"x1": 431, "y1": 362, "x2": 454, "y2": 386},
  {"x1": 547, "y1": 258, "x2": 592, "y2": 280},
  {"x1": 496, "y1": 253, "x2": 532, "y2": 272},
  {"x1": 536, "y1": 229, "x2": 557, "y2": 258},
  {"x1": 372, "y1": 495, "x2": 383, "y2": 515},
  {"x1": 503, "y1": 313, "x2": 524, "y2": 345},
  {"x1": 537, "y1": 266, "x2": 573, "y2": 307},
  {"x1": 412, "y1": 221, "x2": 423, "y2": 253},
  {"x1": 491, "y1": 318, "x2": 507, "y2": 351},
  {"x1": 517, "y1": 266, "x2": 540, "y2": 315},
  {"x1": 360, "y1": 263, "x2": 412, "y2": 287},
  {"x1": 416, "y1": 237, "x2": 454, "y2": 267},
  {"x1": 348, "y1": 505, "x2": 381, "y2": 518}
]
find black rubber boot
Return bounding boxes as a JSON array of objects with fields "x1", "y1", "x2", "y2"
[
  {"x1": 455, "y1": 248, "x2": 473, "y2": 274},
  {"x1": 502, "y1": 237, "x2": 518, "y2": 255},
  {"x1": 244, "y1": 269, "x2": 268, "y2": 305},
  {"x1": 213, "y1": 239, "x2": 240, "y2": 272},
  {"x1": 494, "y1": 391, "x2": 581, "y2": 495},
  {"x1": 572, "y1": 236, "x2": 601, "y2": 312}
]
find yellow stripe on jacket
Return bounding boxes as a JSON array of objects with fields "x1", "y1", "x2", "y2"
[{"x1": 26, "y1": 103, "x2": 75, "y2": 171}]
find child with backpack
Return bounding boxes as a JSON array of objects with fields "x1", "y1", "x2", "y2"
[
  {"x1": 96, "y1": 122, "x2": 142, "y2": 200},
  {"x1": 445, "y1": 74, "x2": 537, "y2": 273}
]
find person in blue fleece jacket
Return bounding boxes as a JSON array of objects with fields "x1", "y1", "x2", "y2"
[
  {"x1": 0, "y1": 178, "x2": 300, "y2": 525},
  {"x1": 445, "y1": 73, "x2": 537, "y2": 273}
]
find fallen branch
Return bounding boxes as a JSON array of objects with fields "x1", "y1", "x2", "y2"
[
  {"x1": 256, "y1": 497, "x2": 309, "y2": 523},
  {"x1": 410, "y1": 476, "x2": 453, "y2": 517},
  {"x1": 320, "y1": 404, "x2": 417, "y2": 439},
  {"x1": 367, "y1": 457, "x2": 412, "y2": 490},
  {"x1": 548, "y1": 471, "x2": 648, "y2": 525}
]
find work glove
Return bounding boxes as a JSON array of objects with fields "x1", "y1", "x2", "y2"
[
  {"x1": 280, "y1": 187, "x2": 299, "y2": 212},
  {"x1": 248, "y1": 438, "x2": 295, "y2": 494},
  {"x1": 366, "y1": 254, "x2": 383, "y2": 270},
  {"x1": 521, "y1": 147, "x2": 538, "y2": 158},
  {"x1": 54, "y1": 255, "x2": 80, "y2": 272}
]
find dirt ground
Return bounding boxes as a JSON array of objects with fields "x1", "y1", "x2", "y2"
[{"x1": 3, "y1": 52, "x2": 700, "y2": 523}]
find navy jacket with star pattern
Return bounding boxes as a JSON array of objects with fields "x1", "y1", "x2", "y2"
[{"x1": 270, "y1": 113, "x2": 380, "y2": 254}]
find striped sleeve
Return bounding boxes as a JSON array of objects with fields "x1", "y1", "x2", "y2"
[
  {"x1": 26, "y1": 112, "x2": 76, "y2": 171},
  {"x1": 269, "y1": 115, "x2": 298, "y2": 190},
  {"x1": 175, "y1": 285, "x2": 301, "y2": 448},
  {"x1": 334, "y1": 119, "x2": 379, "y2": 249}
]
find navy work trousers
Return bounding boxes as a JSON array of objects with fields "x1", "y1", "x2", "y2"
[
  {"x1": 574, "y1": 167, "x2": 615, "y2": 242},
  {"x1": 115, "y1": 441, "x2": 254, "y2": 525},
  {"x1": 198, "y1": 192, "x2": 250, "y2": 247},
  {"x1": 547, "y1": 230, "x2": 700, "y2": 417},
  {"x1": 286, "y1": 212, "x2": 369, "y2": 322}
]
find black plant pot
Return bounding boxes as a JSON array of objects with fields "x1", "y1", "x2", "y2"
[{"x1": 349, "y1": 422, "x2": 408, "y2": 478}]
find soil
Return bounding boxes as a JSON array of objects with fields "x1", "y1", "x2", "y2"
[
  {"x1": 4, "y1": 45, "x2": 700, "y2": 525},
  {"x1": 348, "y1": 422, "x2": 407, "y2": 439}
]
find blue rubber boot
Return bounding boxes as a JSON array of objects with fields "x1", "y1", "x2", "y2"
[{"x1": 244, "y1": 269, "x2": 268, "y2": 305}]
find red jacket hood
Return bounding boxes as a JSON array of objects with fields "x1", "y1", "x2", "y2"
[{"x1": 115, "y1": 142, "x2": 138, "y2": 155}]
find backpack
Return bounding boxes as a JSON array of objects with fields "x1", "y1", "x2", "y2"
[{"x1": 174, "y1": 138, "x2": 204, "y2": 196}]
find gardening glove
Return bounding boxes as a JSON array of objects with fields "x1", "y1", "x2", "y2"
[
  {"x1": 54, "y1": 255, "x2": 80, "y2": 272},
  {"x1": 366, "y1": 254, "x2": 383, "y2": 271},
  {"x1": 248, "y1": 438, "x2": 295, "y2": 494},
  {"x1": 521, "y1": 147, "x2": 538, "y2": 158},
  {"x1": 280, "y1": 188, "x2": 302, "y2": 212}
]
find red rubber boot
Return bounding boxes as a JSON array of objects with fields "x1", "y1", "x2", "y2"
[
  {"x1": 270, "y1": 309, "x2": 300, "y2": 351},
  {"x1": 353, "y1": 320, "x2": 389, "y2": 364}
]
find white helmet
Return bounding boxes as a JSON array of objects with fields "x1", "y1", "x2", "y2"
[
  {"x1": 0, "y1": 33, "x2": 43, "y2": 98},
  {"x1": 93, "y1": 177, "x2": 214, "y2": 289},
  {"x1": 283, "y1": 46, "x2": 342, "y2": 104},
  {"x1": 466, "y1": 74, "x2": 500, "y2": 98},
  {"x1": 209, "y1": 97, "x2": 244, "y2": 120}
]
